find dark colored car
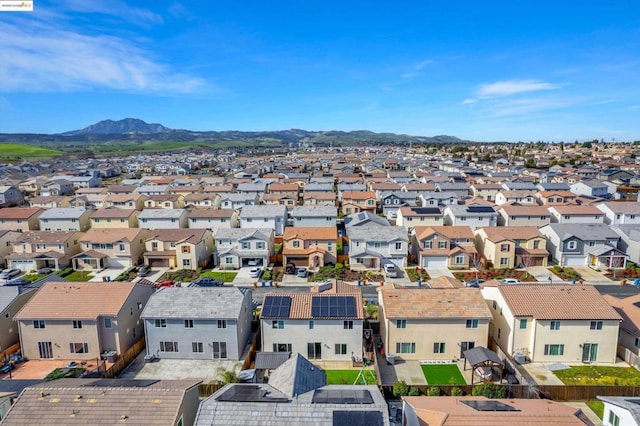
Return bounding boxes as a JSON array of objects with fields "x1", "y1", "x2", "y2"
[
  {"x1": 137, "y1": 265, "x2": 151, "y2": 277},
  {"x1": 465, "y1": 278, "x2": 485, "y2": 288},
  {"x1": 190, "y1": 277, "x2": 223, "y2": 287},
  {"x1": 6, "y1": 278, "x2": 30, "y2": 286}
]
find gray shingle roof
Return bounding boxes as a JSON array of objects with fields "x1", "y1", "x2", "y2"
[
  {"x1": 140, "y1": 287, "x2": 249, "y2": 319},
  {"x1": 0, "y1": 286, "x2": 20, "y2": 312},
  {"x1": 38, "y1": 207, "x2": 87, "y2": 219},
  {"x1": 268, "y1": 353, "x2": 327, "y2": 397},
  {"x1": 240, "y1": 204, "x2": 287, "y2": 218},
  {"x1": 291, "y1": 205, "x2": 337, "y2": 217},
  {"x1": 138, "y1": 209, "x2": 186, "y2": 219},
  {"x1": 545, "y1": 223, "x2": 620, "y2": 241},
  {"x1": 214, "y1": 228, "x2": 272, "y2": 241},
  {"x1": 347, "y1": 225, "x2": 407, "y2": 242}
]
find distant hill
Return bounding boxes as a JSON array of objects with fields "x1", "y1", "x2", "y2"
[{"x1": 0, "y1": 118, "x2": 473, "y2": 146}]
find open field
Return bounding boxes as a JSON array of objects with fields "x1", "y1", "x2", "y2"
[
  {"x1": 421, "y1": 364, "x2": 466, "y2": 385},
  {"x1": 0, "y1": 143, "x2": 61, "y2": 158},
  {"x1": 553, "y1": 365, "x2": 640, "y2": 385}
]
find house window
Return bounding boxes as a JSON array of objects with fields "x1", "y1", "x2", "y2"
[
  {"x1": 563, "y1": 215, "x2": 571, "y2": 220},
  {"x1": 492, "y1": 301, "x2": 497, "y2": 309},
  {"x1": 343, "y1": 320, "x2": 353, "y2": 329},
  {"x1": 550, "y1": 320, "x2": 561, "y2": 330},
  {"x1": 33, "y1": 320, "x2": 45, "y2": 329},
  {"x1": 309, "y1": 320, "x2": 314, "y2": 329},
  {"x1": 256, "y1": 242, "x2": 265, "y2": 250},
  {"x1": 438, "y1": 240, "x2": 447, "y2": 249},
  {"x1": 218, "y1": 320, "x2": 227, "y2": 329},
  {"x1": 374, "y1": 242, "x2": 381, "y2": 248},
  {"x1": 395, "y1": 242, "x2": 402, "y2": 250},
  {"x1": 543, "y1": 344, "x2": 564, "y2": 356},
  {"x1": 185, "y1": 320, "x2": 194, "y2": 328},
  {"x1": 396, "y1": 319, "x2": 406, "y2": 329},
  {"x1": 567, "y1": 241, "x2": 577, "y2": 250},
  {"x1": 588, "y1": 241, "x2": 596, "y2": 247},
  {"x1": 500, "y1": 257, "x2": 509, "y2": 266},
  {"x1": 104, "y1": 318, "x2": 112, "y2": 329},
  {"x1": 73, "y1": 320, "x2": 82, "y2": 329},
  {"x1": 273, "y1": 343, "x2": 292, "y2": 352},
  {"x1": 636, "y1": 337, "x2": 640, "y2": 349},
  {"x1": 181, "y1": 245, "x2": 190, "y2": 253},
  {"x1": 272, "y1": 320, "x2": 284, "y2": 329},
  {"x1": 160, "y1": 341, "x2": 178, "y2": 352},
  {"x1": 335, "y1": 344, "x2": 347, "y2": 355},
  {"x1": 246, "y1": 218, "x2": 253, "y2": 222},
  {"x1": 242, "y1": 242, "x2": 250, "y2": 250},
  {"x1": 533, "y1": 240, "x2": 540, "y2": 249},
  {"x1": 155, "y1": 319, "x2": 167, "y2": 328},
  {"x1": 455, "y1": 256, "x2": 465, "y2": 264},
  {"x1": 192, "y1": 342, "x2": 204, "y2": 353},
  {"x1": 119, "y1": 243, "x2": 126, "y2": 251},
  {"x1": 609, "y1": 411, "x2": 621, "y2": 426},
  {"x1": 466, "y1": 319, "x2": 479, "y2": 329},
  {"x1": 212, "y1": 341, "x2": 227, "y2": 359},
  {"x1": 69, "y1": 343, "x2": 89, "y2": 354},
  {"x1": 293, "y1": 241, "x2": 300, "y2": 248},
  {"x1": 424, "y1": 241, "x2": 432, "y2": 249},
  {"x1": 519, "y1": 319, "x2": 527, "y2": 329},
  {"x1": 433, "y1": 342, "x2": 445, "y2": 354},
  {"x1": 182, "y1": 259, "x2": 191, "y2": 267},
  {"x1": 590, "y1": 321, "x2": 603, "y2": 330},
  {"x1": 500, "y1": 243, "x2": 510, "y2": 252},
  {"x1": 396, "y1": 342, "x2": 416, "y2": 354},
  {"x1": 308, "y1": 342, "x2": 322, "y2": 359},
  {"x1": 225, "y1": 257, "x2": 233, "y2": 264}
]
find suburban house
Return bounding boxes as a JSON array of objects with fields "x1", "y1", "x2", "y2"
[
  {"x1": 378, "y1": 287, "x2": 491, "y2": 361},
  {"x1": 143, "y1": 229, "x2": 214, "y2": 270},
  {"x1": 14, "y1": 282, "x2": 154, "y2": 361},
  {"x1": 598, "y1": 397, "x2": 640, "y2": 426},
  {"x1": 219, "y1": 193, "x2": 259, "y2": 210},
  {"x1": 18, "y1": 176, "x2": 50, "y2": 197},
  {"x1": 612, "y1": 225, "x2": 640, "y2": 264},
  {"x1": 291, "y1": 205, "x2": 337, "y2": 227},
  {"x1": 494, "y1": 190, "x2": 537, "y2": 206},
  {"x1": 40, "y1": 178, "x2": 74, "y2": 197},
  {"x1": 282, "y1": 227, "x2": 337, "y2": 269},
  {"x1": 103, "y1": 193, "x2": 147, "y2": 210},
  {"x1": 475, "y1": 226, "x2": 549, "y2": 269},
  {"x1": 72, "y1": 228, "x2": 149, "y2": 270},
  {"x1": 378, "y1": 191, "x2": 418, "y2": 218},
  {"x1": 469, "y1": 183, "x2": 503, "y2": 201},
  {"x1": 0, "y1": 207, "x2": 43, "y2": 232},
  {"x1": 141, "y1": 287, "x2": 253, "y2": 360},
  {"x1": 38, "y1": 207, "x2": 92, "y2": 232},
  {"x1": 0, "y1": 185, "x2": 24, "y2": 208},
  {"x1": 443, "y1": 205, "x2": 498, "y2": 229},
  {"x1": 347, "y1": 225, "x2": 408, "y2": 270},
  {"x1": 344, "y1": 211, "x2": 390, "y2": 229},
  {"x1": 261, "y1": 193, "x2": 298, "y2": 209},
  {"x1": 6, "y1": 231, "x2": 82, "y2": 272},
  {"x1": 481, "y1": 284, "x2": 621, "y2": 363},
  {"x1": 539, "y1": 223, "x2": 626, "y2": 268},
  {"x1": 410, "y1": 226, "x2": 478, "y2": 269},
  {"x1": 419, "y1": 191, "x2": 458, "y2": 207},
  {"x1": 604, "y1": 293, "x2": 640, "y2": 370},
  {"x1": 261, "y1": 281, "x2": 365, "y2": 362},
  {"x1": 187, "y1": 208, "x2": 239, "y2": 231},
  {"x1": 239, "y1": 204, "x2": 287, "y2": 236},
  {"x1": 302, "y1": 191, "x2": 336, "y2": 206},
  {"x1": 89, "y1": 208, "x2": 139, "y2": 228},
  {"x1": 341, "y1": 191, "x2": 377, "y2": 215},
  {"x1": 138, "y1": 208, "x2": 189, "y2": 229},
  {"x1": 0, "y1": 286, "x2": 37, "y2": 355},
  {"x1": 0, "y1": 230, "x2": 20, "y2": 267},
  {"x1": 214, "y1": 228, "x2": 274, "y2": 269},
  {"x1": 143, "y1": 194, "x2": 185, "y2": 209},
  {"x1": 534, "y1": 190, "x2": 578, "y2": 206},
  {"x1": 28, "y1": 195, "x2": 71, "y2": 209},
  {"x1": 496, "y1": 204, "x2": 551, "y2": 227},
  {"x1": 598, "y1": 201, "x2": 640, "y2": 225},
  {"x1": 183, "y1": 193, "x2": 221, "y2": 209},
  {"x1": 396, "y1": 206, "x2": 444, "y2": 230},
  {"x1": 548, "y1": 205, "x2": 605, "y2": 223},
  {"x1": 570, "y1": 179, "x2": 610, "y2": 198},
  {"x1": 136, "y1": 184, "x2": 170, "y2": 196},
  {"x1": 435, "y1": 182, "x2": 470, "y2": 199}
]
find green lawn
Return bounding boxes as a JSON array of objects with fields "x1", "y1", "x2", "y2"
[
  {"x1": 553, "y1": 365, "x2": 640, "y2": 385},
  {"x1": 586, "y1": 400, "x2": 604, "y2": 419},
  {"x1": 421, "y1": 364, "x2": 466, "y2": 385},
  {"x1": 0, "y1": 143, "x2": 61, "y2": 158},
  {"x1": 63, "y1": 271, "x2": 94, "y2": 282},
  {"x1": 20, "y1": 273, "x2": 47, "y2": 282},
  {"x1": 325, "y1": 369, "x2": 377, "y2": 385},
  {"x1": 200, "y1": 271, "x2": 238, "y2": 282}
]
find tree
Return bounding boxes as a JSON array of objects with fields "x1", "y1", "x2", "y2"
[
  {"x1": 582, "y1": 141, "x2": 593, "y2": 149},
  {"x1": 520, "y1": 254, "x2": 535, "y2": 280},
  {"x1": 471, "y1": 383, "x2": 507, "y2": 399}
]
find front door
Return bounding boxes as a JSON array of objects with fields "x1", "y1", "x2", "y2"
[
  {"x1": 582, "y1": 343, "x2": 598, "y2": 362},
  {"x1": 38, "y1": 341, "x2": 53, "y2": 359},
  {"x1": 460, "y1": 341, "x2": 475, "y2": 358}
]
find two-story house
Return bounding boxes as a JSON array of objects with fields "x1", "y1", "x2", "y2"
[
  {"x1": 347, "y1": 226, "x2": 408, "y2": 271},
  {"x1": 0, "y1": 207, "x2": 43, "y2": 232},
  {"x1": 188, "y1": 208, "x2": 239, "y2": 231},
  {"x1": 534, "y1": 190, "x2": 578, "y2": 206},
  {"x1": 0, "y1": 230, "x2": 20, "y2": 268},
  {"x1": 282, "y1": 227, "x2": 337, "y2": 270},
  {"x1": 302, "y1": 191, "x2": 336, "y2": 206},
  {"x1": 38, "y1": 207, "x2": 92, "y2": 232},
  {"x1": 379, "y1": 191, "x2": 418, "y2": 219},
  {"x1": 239, "y1": 205, "x2": 287, "y2": 236},
  {"x1": 597, "y1": 201, "x2": 640, "y2": 225},
  {"x1": 291, "y1": 205, "x2": 337, "y2": 227},
  {"x1": 481, "y1": 284, "x2": 621, "y2": 363},
  {"x1": 138, "y1": 209, "x2": 189, "y2": 230},
  {"x1": 0, "y1": 286, "x2": 37, "y2": 354},
  {"x1": 604, "y1": 293, "x2": 640, "y2": 370},
  {"x1": 494, "y1": 190, "x2": 536, "y2": 206},
  {"x1": 611, "y1": 225, "x2": 640, "y2": 264},
  {"x1": 0, "y1": 185, "x2": 24, "y2": 208},
  {"x1": 214, "y1": 228, "x2": 274, "y2": 269},
  {"x1": 143, "y1": 229, "x2": 214, "y2": 270},
  {"x1": 341, "y1": 191, "x2": 377, "y2": 215},
  {"x1": 570, "y1": 179, "x2": 610, "y2": 199},
  {"x1": 40, "y1": 178, "x2": 74, "y2": 196},
  {"x1": 539, "y1": 223, "x2": 626, "y2": 268},
  {"x1": 411, "y1": 226, "x2": 477, "y2": 269},
  {"x1": 443, "y1": 205, "x2": 498, "y2": 230},
  {"x1": 183, "y1": 193, "x2": 221, "y2": 209},
  {"x1": 395, "y1": 206, "x2": 443, "y2": 231},
  {"x1": 475, "y1": 226, "x2": 548, "y2": 269},
  {"x1": 548, "y1": 205, "x2": 605, "y2": 224},
  {"x1": 379, "y1": 287, "x2": 491, "y2": 361},
  {"x1": 90, "y1": 208, "x2": 139, "y2": 228},
  {"x1": 141, "y1": 287, "x2": 253, "y2": 360},
  {"x1": 219, "y1": 193, "x2": 259, "y2": 210},
  {"x1": 143, "y1": 194, "x2": 185, "y2": 209},
  {"x1": 103, "y1": 194, "x2": 147, "y2": 210},
  {"x1": 14, "y1": 282, "x2": 154, "y2": 361},
  {"x1": 261, "y1": 281, "x2": 364, "y2": 362},
  {"x1": 72, "y1": 228, "x2": 149, "y2": 270},
  {"x1": 419, "y1": 191, "x2": 458, "y2": 207},
  {"x1": 469, "y1": 183, "x2": 502, "y2": 201},
  {"x1": 435, "y1": 182, "x2": 470, "y2": 199},
  {"x1": 496, "y1": 204, "x2": 551, "y2": 227},
  {"x1": 6, "y1": 231, "x2": 82, "y2": 271}
]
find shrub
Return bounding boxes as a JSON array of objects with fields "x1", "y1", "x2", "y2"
[
  {"x1": 426, "y1": 386, "x2": 440, "y2": 396},
  {"x1": 408, "y1": 387, "x2": 421, "y2": 396},
  {"x1": 471, "y1": 382, "x2": 507, "y2": 399},
  {"x1": 450, "y1": 387, "x2": 464, "y2": 396},
  {"x1": 392, "y1": 380, "x2": 410, "y2": 398}
]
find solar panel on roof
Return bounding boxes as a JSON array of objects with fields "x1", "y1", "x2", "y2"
[
  {"x1": 413, "y1": 207, "x2": 441, "y2": 214},
  {"x1": 311, "y1": 296, "x2": 357, "y2": 318},
  {"x1": 318, "y1": 282, "x2": 333, "y2": 293},
  {"x1": 312, "y1": 389, "x2": 374, "y2": 404},
  {"x1": 462, "y1": 400, "x2": 519, "y2": 412},
  {"x1": 262, "y1": 295, "x2": 291, "y2": 318},
  {"x1": 333, "y1": 411, "x2": 383, "y2": 426},
  {"x1": 467, "y1": 206, "x2": 495, "y2": 213}
]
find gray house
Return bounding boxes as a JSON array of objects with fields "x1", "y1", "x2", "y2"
[
  {"x1": 0, "y1": 286, "x2": 37, "y2": 354},
  {"x1": 0, "y1": 186, "x2": 24, "y2": 208},
  {"x1": 291, "y1": 205, "x2": 337, "y2": 227},
  {"x1": 612, "y1": 225, "x2": 640, "y2": 264},
  {"x1": 141, "y1": 287, "x2": 253, "y2": 361},
  {"x1": 443, "y1": 204, "x2": 498, "y2": 230}
]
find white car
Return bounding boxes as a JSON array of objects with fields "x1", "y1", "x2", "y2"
[
  {"x1": 384, "y1": 264, "x2": 398, "y2": 278},
  {"x1": 501, "y1": 278, "x2": 521, "y2": 284},
  {"x1": 0, "y1": 269, "x2": 20, "y2": 280},
  {"x1": 249, "y1": 267, "x2": 262, "y2": 278}
]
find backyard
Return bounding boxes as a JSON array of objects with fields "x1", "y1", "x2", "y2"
[
  {"x1": 553, "y1": 365, "x2": 640, "y2": 386},
  {"x1": 199, "y1": 271, "x2": 238, "y2": 282},
  {"x1": 325, "y1": 369, "x2": 377, "y2": 385},
  {"x1": 421, "y1": 364, "x2": 466, "y2": 385}
]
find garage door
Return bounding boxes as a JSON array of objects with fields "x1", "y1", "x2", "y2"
[
  {"x1": 287, "y1": 258, "x2": 308, "y2": 267},
  {"x1": 422, "y1": 257, "x2": 448, "y2": 268},
  {"x1": 149, "y1": 258, "x2": 170, "y2": 267},
  {"x1": 387, "y1": 257, "x2": 405, "y2": 268},
  {"x1": 108, "y1": 258, "x2": 131, "y2": 269},
  {"x1": 563, "y1": 256, "x2": 586, "y2": 266}
]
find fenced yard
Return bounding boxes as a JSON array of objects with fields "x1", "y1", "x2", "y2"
[
  {"x1": 420, "y1": 364, "x2": 466, "y2": 385},
  {"x1": 553, "y1": 365, "x2": 640, "y2": 386},
  {"x1": 325, "y1": 369, "x2": 377, "y2": 385}
]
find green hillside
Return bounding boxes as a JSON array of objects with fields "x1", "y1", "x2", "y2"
[{"x1": 0, "y1": 143, "x2": 62, "y2": 159}]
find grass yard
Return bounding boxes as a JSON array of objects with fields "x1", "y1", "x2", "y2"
[
  {"x1": 586, "y1": 400, "x2": 604, "y2": 420},
  {"x1": 553, "y1": 365, "x2": 640, "y2": 386},
  {"x1": 64, "y1": 271, "x2": 94, "y2": 282},
  {"x1": 0, "y1": 143, "x2": 61, "y2": 159},
  {"x1": 200, "y1": 271, "x2": 238, "y2": 282},
  {"x1": 421, "y1": 364, "x2": 466, "y2": 385},
  {"x1": 325, "y1": 369, "x2": 377, "y2": 385}
]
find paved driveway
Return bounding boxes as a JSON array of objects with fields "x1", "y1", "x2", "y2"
[
  {"x1": 528, "y1": 266, "x2": 564, "y2": 283},
  {"x1": 427, "y1": 268, "x2": 455, "y2": 279},
  {"x1": 571, "y1": 266, "x2": 613, "y2": 283}
]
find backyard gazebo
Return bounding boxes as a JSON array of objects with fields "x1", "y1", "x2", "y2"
[{"x1": 463, "y1": 346, "x2": 504, "y2": 385}]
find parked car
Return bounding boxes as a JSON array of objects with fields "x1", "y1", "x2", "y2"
[
  {"x1": 137, "y1": 265, "x2": 151, "y2": 277},
  {"x1": 190, "y1": 277, "x2": 223, "y2": 287},
  {"x1": 465, "y1": 278, "x2": 485, "y2": 288},
  {"x1": 249, "y1": 267, "x2": 263, "y2": 279},
  {"x1": 6, "y1": 278, "x2": 30, "y2": 286},
  {"x1": 285, "y1": 263, "x2": 296, "y2": 274},
  {"x1": 247, "y1": 259, "x2": 259, "y2": 267},
  {"x1": 501, "y1": 278, "x2": 521, "y2": 284},
  {"x1": 36, "y1": 267, "x2": 53, "y2": 274},
  {"x1": 0, "y1": 269, "x2": 20, "y2": 280},
  {"x1": 296, "y1": 267, "x2": 309, "y2": 278},
  {"x1": 384, "y1": 264, "x2": 398, "y2": 278}
]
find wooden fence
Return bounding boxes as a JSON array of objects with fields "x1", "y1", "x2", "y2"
[
  {"x1": 0, "y1": 343, "x2": 20, "y2": 362},
  {"x1": 198, "y1": 383, "x2": 224, "y2": 398},
  {"x1": 104, "y1": 338, "x2": 146, "y2": 379},
  {"x1": 242, "y1": 328, "x2": 260, "y2": 371}
]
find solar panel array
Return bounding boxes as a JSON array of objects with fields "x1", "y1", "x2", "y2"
[
  {"x1": 333, "y1": 411, "x2": 383, "y2": 426},
  {"x1": 262, "y1": 295, "x2": 292, "y2": 318},
  {"x1": 413, "y1": 207, "x2": 441, "y2": 214},
  {"x1": 313, "y1": 389, "x2": 374, "y2": 404},
  {"x1": 311, "y1": 295, "x2": 357, "y2": 318},
  {"x1": 462, "y1": 400, "x2": 519, "y2": 412},
  {"x1": 467, "y1": 206, "x2": 496, "y2": 213}
]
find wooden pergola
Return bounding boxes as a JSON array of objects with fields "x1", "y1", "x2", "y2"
[{"x1": 463, "y1": 346, "x2": 504, "y2": 385}]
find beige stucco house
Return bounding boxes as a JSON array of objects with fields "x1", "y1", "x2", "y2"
[
  {"x1": 90, "y1": 208, "x2": 140, "y2": 228},
  {"x1": 143, "y1": 228, "x2": 214, "y2": 270},
  {"x1": 6, "y1": 231, "x2": 82, "y2": 272},
  {"x1": 103, "y1": 193, "x2": 148, "y2": 210},
  {"x1": 0, "y1": 207, "x2": 43, "y2": 232},
  {"x1": 38, "y1": 207, "x2": 92, "y2": 232},
  {"x1": 282, "y1": 226, "x2": 338, "y2": 270},
  {"x1": 72, "y1": 228, "x2": 149, "y2": 270},
  {"x1": 474, "y1": 226, "x2": 549, "y2": 269}
]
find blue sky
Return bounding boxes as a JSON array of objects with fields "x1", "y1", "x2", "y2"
[{"x1": 1, "y1": 1, "x2": 639, "y2": 141}]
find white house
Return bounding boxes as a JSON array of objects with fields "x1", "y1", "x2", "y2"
[
  {"x1": 239, "y1": 205, "x2": 287, "y2": 236},
  {"x1": 138, "y1": 209, "x2": 189, "y2": 229},
  {"x1": 214, "y1": 228, "x2": 274, "y2": 269},
  {"x1": 597, "y1": 201, "x2": 640, "y2": 226},
  {"x1": 290, "y1": 205, "x2": 337, "y2": 227}
]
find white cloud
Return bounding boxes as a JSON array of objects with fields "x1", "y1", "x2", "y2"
[
  {"x1": 62, "y1": 0, "x2": 164, "y2": 26},
  {"x1": 0, "y1": 19, "x2": 209, "y2": 94},
  {"x1": 414, "y1": 59, "x2": 434, "y2": 70},
  {"x1": 477, "y1": 79, "x2": 560, "y2": 98},
  {"x1": 461, "y1": 98, "x2": 477, "y2": 105}
]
